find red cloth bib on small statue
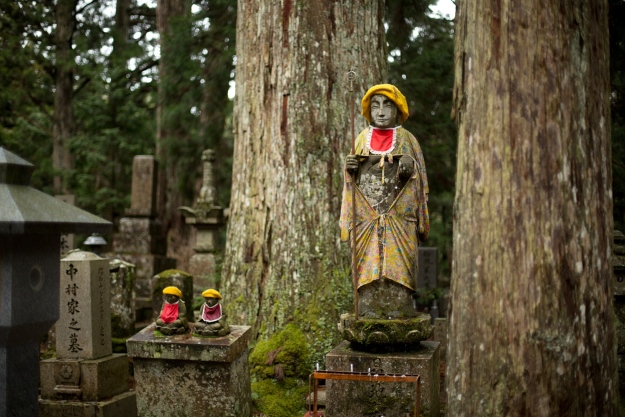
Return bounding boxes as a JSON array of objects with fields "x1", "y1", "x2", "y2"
[
  {"x1": 369, "y1": 128, "x2": 394, "y2": 153},
  {"x1": 201, "y1": 303, "x2": 222, "y2": 322},
  {"x1": 160, "y1": 302, "x2": 179, "y2": 324}
]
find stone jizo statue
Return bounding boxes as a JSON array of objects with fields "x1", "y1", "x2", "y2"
[
  {"x1": 194, "y1": 289, "x2": 230, "y2": 337},
  {"x1": 155, "y1": 286, "x2": 189, "y2": 335},
  {"x1": 340, "y1": 84, "x2": 430, "y2": 323}
]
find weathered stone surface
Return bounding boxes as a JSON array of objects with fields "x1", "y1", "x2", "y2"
[
  {"x1": 112, "y1": 218, "x2": 167, "y2": 255},
  {"x1": 38, "y1": 391, "x2": 137, "y2": 417},
  {"x1": 125, "y1": 155, "x2": 158, "y2": 218},
  {"x1": 417, "y1": 247, "x2": 438, "y2": 290},
  {"x1": 56, "y1": 194, "x2": 76, "y2": 258},
  {"x1": 340, "y1": 313, "x2": 433, "y2": 349},
  {"x1": 109, "y1": 259, "x2": 136, "y2": 338},
  {"x1": 127, "y1": 324, "x2": 252, "y2": 417},
  {"x1": 113, "y1": 253, "x2": 176, "y2": 298},
  {"x1": 40, "y1": 354, "x2": 130, "y2": 401},
  {"x1": 325, "y1": 340, "x2": 440, "y2": 417},
  {"x1": 127, "y1": 324, "x2": 251, "y2": 362},
  {"x1": 433, "y1": 317, "x2": 448, "y2": 361},
  {"x1": 188, "y1": 253, "x2": 219, "y2": 294},
  {"x1": 57, "y1": 251, "x2": 112, "y2": 360},
  {"x1": 151, "y1": 269, "x2": 194, "y2": 322}
]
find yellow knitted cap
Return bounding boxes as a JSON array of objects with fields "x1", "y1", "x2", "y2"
[
  {"x1": 361, "y1": 84, "x2": 409, "y2": 124},
  {"x1": 162, "y1": 286, "x2": 182, "y2": 298},
  {"x1": 202, "y1": 289, "x2": 222, "y2": 299}
]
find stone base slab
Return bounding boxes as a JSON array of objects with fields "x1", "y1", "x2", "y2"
[
  {"x1": 40, "y1": 354, "x2": 131, "y2": 401},
  {"x1": 325, "y1": 340, "x2": 440, "y2": 417},
  {"x1": 38, "y1": 390, "x2": 137, "y2": 417},
  {"x1": 127, "y1": 324, "x2": 252, "y2": 417}
]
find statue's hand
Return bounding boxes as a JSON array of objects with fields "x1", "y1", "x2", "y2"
[
  {"x1": 398, "y1": 155, "x2": 414, "y2": 179},
  {"x1": 345, "y1": 155, "x2": 359, "y2": 173}
]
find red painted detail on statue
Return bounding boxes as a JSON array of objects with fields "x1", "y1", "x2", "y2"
[
  {"x1": 201, "y1": 303, "x2": 222, "y2": 322},
  {"x1": 369, "y1": 128, "x2": 394, "y2": 153},
  {"x1": 160, "y1": 302, "x2": 179, "y2": 323}
]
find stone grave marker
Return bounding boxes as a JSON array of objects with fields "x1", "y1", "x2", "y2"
[{"x1": 39, "y1": 251, "x2": 136, "y2": 416}]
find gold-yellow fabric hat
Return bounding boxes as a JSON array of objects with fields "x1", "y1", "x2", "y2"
[
  {"x1": 163, "y1": 286, "x2": 182, "y2": 298},
  {"x1": 361, "y1": 84, "x2": 409, "y2": 124},
  {"x1": 202, "y1": 289, "x2": 222, "y2": 299}
]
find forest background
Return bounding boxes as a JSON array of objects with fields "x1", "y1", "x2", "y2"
[{"x1": 0, "y1": 0, "x2": 624, "y2": 356}]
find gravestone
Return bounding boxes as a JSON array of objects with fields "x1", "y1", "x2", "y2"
[
  {"x1": 417, "y1": 247, "x2": 438, "y2": 290},
  {"x1": 109, "y1": 155, "x2": 176, "y2": 325},
  {"x1": 39, "y1": 251, "x2": 136, "y2": 416},
  {"x1": 179, "y1": 149, "x2": 226, "y2": 295},
  {"x1": 0, "y1": 147, "x2": 111, "y2": 417},
  {"x1": 127, "y1": 324, "x2": 253, "y2": 417},
  {"x1": 110, "y1": 259, "x2": 137, "y2": 338}
]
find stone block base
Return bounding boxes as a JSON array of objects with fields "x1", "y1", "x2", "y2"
[
  {"x1": 127, "y1": 324, "x2": 252, "y2": 417},
  {"x1": 325, "y1": 340, "x2": 440, "y2": 417},
  {"x1": 38, "y1": 390, "x2": 137, "y2": 417},
  {"x1": 40, "y1": 354, "x2": 131, "y2": 401}
]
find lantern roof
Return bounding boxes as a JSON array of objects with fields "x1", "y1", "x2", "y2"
[{"x1": 0, "y1": 147, "x2": 112, "y2": 235}]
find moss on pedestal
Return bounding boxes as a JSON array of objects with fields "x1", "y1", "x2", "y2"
[{"x1": 340, "y1": 313, "x2": 433, "y2": 350}]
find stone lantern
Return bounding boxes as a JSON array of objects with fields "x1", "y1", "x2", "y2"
[{"x1": 0, "y1": 148, "x2": 111, "y2": 416}]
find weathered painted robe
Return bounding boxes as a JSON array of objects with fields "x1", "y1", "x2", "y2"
[{"x1": 340, "y1": 127, "x2": 429, "y2": 290}]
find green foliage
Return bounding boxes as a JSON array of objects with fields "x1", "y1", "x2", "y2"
[
  {"x1": 249, "y1": 324, "x2": 311, "y2": 380},
  {"x1": 413, "y1": 286, "x2": 443, "y2": 307},
  {"x1": 251, "y1": 378, "x2": 308, "y2": 417}
]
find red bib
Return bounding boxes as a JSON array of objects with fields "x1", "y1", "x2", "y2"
[
  {"x1": 201, "y1": 303, "x2": 222, "y2": 322},
  {"x1": 369, "y1": 128, "x2": 394, "y2": 153},
  {"x1": 160, "y1": 302, "x2": 179, "y2": 324}
]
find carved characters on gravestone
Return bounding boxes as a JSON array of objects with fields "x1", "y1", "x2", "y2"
[
  {"x1": 194, "y1": 289, "x2": 230, "y2": 337},
  {"x1": 65, "y1": 263, "x2": 83, "y2": 354},
  {"x1": 155, "y1": 286, "x2": 189, "y2": 336}
]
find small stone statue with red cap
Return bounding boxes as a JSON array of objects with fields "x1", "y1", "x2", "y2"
[
  {"x1": 340, "y1": 84, "x2": 430, "y2": 331},
  {"x1": 194, "y1": 289, "x2": 230, "y2": 337},
  {"x1": 155, "y1": 286, "x2": 189, "y2": 335}
]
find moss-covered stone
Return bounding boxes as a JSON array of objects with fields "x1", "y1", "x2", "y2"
[
  {"x1": 340, "y1": 313, "x2": 433, "y2": 350},
  {"x1": 249, "y1": 324, "x2": 311, "y2": 380},
  {"x1": 251, "y1": 378, "x2": 308, "y2": 417}
]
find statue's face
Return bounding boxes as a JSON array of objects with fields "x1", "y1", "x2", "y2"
[
  {"x1": 370, "y1": 94, "x2": 399, "y2": 128},
  {"x1": 205, "y1": 297, "x2": 219, "y2": 307},
  {"x1": 165, "y1": 294, "x2": 179, "y2": 304}
]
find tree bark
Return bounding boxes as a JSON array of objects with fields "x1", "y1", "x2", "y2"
[
  {"x1": 222, "y1": 0, "x2": 386, "y2": 347},
  {"x1": 448, "y1": 0, "x2": 617, "y2": 415},
  {"x1": 53, "y1": 0, "x2": 77, "y2": 194}
]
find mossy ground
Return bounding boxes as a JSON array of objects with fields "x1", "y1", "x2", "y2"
[{"x1": 249, "y1": 324, "x2": 312, "y2": 416}]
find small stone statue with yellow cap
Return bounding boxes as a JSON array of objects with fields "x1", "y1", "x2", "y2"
[
  {"x1": 339, "y1": 84, "x2": 432, "y2": 347},
  {"x1": 155, "y1": 286, "x2": 189, "y2": 335},
  {"x1": 194, "y1": 289, "x2": 230, "y2": 337}
]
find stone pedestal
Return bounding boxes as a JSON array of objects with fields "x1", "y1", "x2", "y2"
[
  {"x1": 39, "y1": 251, "x2": 136, "y2": 417},
  {"x1": 325, "y1": 340, "x2": 440, "y2": 417},
  {"x1": 127, "y1": 324, "x2": 252, "y2": 417}
]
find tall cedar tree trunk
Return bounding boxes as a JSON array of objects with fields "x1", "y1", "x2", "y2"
[
  {"x1": 53, "y1": 0, "x2": 76, "y2": 194},
  {"x1": 447, "y1": 0, "x2": 617, "y2": 415},
  {"x1": 222, "y1": 0, "x2": 386, "y2": 343},
  {"x1": 156, "y1": 0, "x2": 191, "y2": 258}
]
